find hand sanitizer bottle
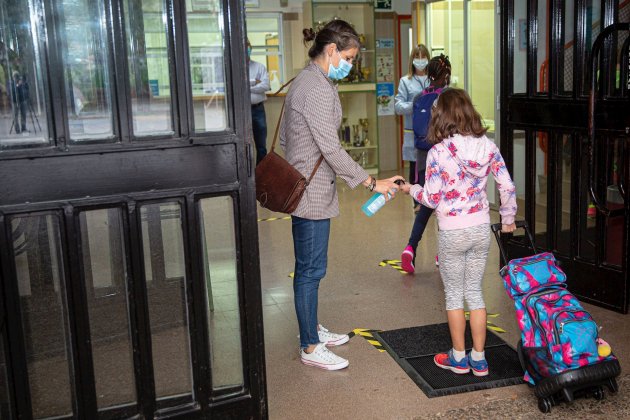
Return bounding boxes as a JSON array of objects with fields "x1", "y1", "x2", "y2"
[
  {"x1": 361, "y1": 180, "x2": 404, "y2": 217},
  {"x1": 361, "y1": 191, "x2": 392, "y2": 217}
]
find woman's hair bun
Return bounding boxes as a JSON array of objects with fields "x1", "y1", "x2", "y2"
[{"x1": 302, "y1": 28, "x2": 316, "y2": 43}]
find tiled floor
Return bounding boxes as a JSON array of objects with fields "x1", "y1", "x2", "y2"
[{"x1": 257, "y1": 175, "x2": 630, "y2": 419}]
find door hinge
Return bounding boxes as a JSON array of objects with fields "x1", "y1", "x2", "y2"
[{"x1": 496, "y1": 95, "x2": 500, "y2": 111}]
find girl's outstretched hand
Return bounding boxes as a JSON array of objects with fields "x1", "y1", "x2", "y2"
[
  {"x1": 502, "y1": 223, "x2": 516, "y2": 233},
  {"x1": 399, "y1": 183, "x2": 412, "y2": 194}
]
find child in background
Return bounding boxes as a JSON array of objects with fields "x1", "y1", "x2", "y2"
[
  {"x1": 400, "y1": 88, "x2": 517, "y2": 376},
  {"x1": 400, "y1": 54, "x2": 451, "y2": 274}
]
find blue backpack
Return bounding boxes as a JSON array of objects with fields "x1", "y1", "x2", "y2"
[{"x1": 413, "y1": 87, "x2": 444, "y2": 151}]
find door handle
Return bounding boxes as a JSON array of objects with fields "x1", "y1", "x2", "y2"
[{"x1": 587, "y1": 22, "x2": 629, "y2": 217}]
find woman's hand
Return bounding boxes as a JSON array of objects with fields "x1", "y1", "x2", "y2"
[
  {"x1": 399, "y1": 183, "x2": 412, "y2": 194},
  {"x1": 502, "y1": 223, "x2": 516, "y2": 233},
  {"x1": 373, "y1": 175, "x2": 405, "y2": 200}
]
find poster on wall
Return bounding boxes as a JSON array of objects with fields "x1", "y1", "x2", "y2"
[
  {"x1": 376, "y1": 38, "x2": 395, "y2": 49},
  {"x1": 376, "y1": 54, "x2": 394, "y2": 82},
  {"x1": 376, "y1": 83, "x2": 395, "y2": 116}
]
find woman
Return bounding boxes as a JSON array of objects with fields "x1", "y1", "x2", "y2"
[
  {"x1": 395, "y1": 44, "x2": 431, "y2": 208},
  {"x1": 280, "y1": 19, "x2": 402, "y2": 371}
]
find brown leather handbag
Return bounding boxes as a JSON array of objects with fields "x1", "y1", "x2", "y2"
[{"x1": 255, "y1": 79, "x2": 323, "y2": 214}]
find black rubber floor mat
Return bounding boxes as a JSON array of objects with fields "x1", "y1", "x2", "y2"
[
  {"x1": 374, "y1": 323, "x2": 524, "y2": 398},
  {"x1": 378, "y1": 322, "x2": 505, "y2": 359}
]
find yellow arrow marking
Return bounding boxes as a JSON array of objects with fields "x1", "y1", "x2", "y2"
[{"x1": 379, "y1": 259, "x2": 407, "y2": 274}]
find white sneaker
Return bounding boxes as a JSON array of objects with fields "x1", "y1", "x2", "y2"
[
  {"x1": 318, "y1": 324, "x2": 350, "y2": 346},
  {"x1": 300, "y1": 343, "x2": 349, "y2": 370}
]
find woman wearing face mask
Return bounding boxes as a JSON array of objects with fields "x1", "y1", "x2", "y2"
[
  {"x1": 280, "y1": 19, "x2": 403, "y2": 371},
  {"x1": 395, "y1": 45, "x2": 431, "y2": 211}
]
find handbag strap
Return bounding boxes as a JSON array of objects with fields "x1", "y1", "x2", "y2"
[{"x1": 268, "y1": 77, "x2": 324, "y2": 183}]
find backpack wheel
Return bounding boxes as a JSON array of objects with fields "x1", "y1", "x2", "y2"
[
  {"x1": 538, "y1": 397, "x2": 552, "y2": 413},
  {"x1": 516, "y1": 339, "x2": 527, "y2": 372},
  {"x1": 607, "y1": 378, "x2": 619, "y2": 394},
  {"x1": 593, "y1": 386, "x2": 605, "y2": 400}
]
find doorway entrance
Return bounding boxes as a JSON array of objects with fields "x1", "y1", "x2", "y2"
[
  {"x1": 425, "y1": 0, "x2": 497, "y2": 135},
  {"x1": 0, "y1": 0, "x2": 266, "y2": 418}
]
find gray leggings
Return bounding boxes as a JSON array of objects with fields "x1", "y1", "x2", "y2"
[{"x1": 438, "y1": 224, "x2": 490, "y2": 311}]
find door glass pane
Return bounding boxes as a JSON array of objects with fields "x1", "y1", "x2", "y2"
[
  {"x1": 199, "y1": 196, "x2": 243, "y2": 390},
  {"x1": 186, "y1": 0, "x2": 227, "y2": 132},
  {"x1": 615, "y1": 1, "x2": 630, "y2": 92},
  {"x1": 536, "y1": 0, "x2": 548, "y2": 94},
  {"x1": 535, "y1": 131, "x2": 548, "y2": 248},
  {"x1": 124, "y1": 0, "x2": 174, "y2": 137},
  {"x1": 140, "y1": 203, "x2": 192, "y2": 401},
  {"x1": 513, "y1": 0, "x2": 527, "y2": 93},
  {"x1": 560, "y1": 1, "x2": 575, "y2": 94},
  {"x1": 579, "y1": 133, "x2": 597, "y2": 260},
  {"x1": 79, "y1": 209, "x2": 136, "y2": 410},
  {"x1": 0, "y1": 335, "x2": 10, "y2": 419},
  {"x1": 11, "y1": 215, "x2": 73, "y2": 418},
  {"x1": 513, "y1": 130, "x2": 526, "y2": 222},
  {"x1": 556, "y1": 134, "x2": 572, "y2": 255},
  {"x1": 582, "y1": 1, "x2": 602, "y2": 94},
  {"x1": 0, "y1": 1, "x2": 50, "y2": 149},
  {"x1": 247, "y1": 13, "x2": 283, "y2": 88},
  {"x1": 605, "y1": 137, "x2": 624, "y2": 266},
  {"x1": 468, "y1": 0, "x2": 495, "y2": 131},
  {"x1": 61, "y1": 0, "x2": 115, "y2": 142},
  {"x1": 512, "y1": 130, "x2": 527, "y2": 247},
  {"x1": 428, "y1": 1, "x2": 464, "y2": 88}
]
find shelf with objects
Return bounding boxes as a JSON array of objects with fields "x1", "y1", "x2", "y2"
[{"x1": 312, "y1": 1, "x2": 378, "y2": 175}]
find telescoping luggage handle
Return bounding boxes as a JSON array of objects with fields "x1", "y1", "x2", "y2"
[{"x1": 491, "y1": 221, "x2": 537, "y2": 267}]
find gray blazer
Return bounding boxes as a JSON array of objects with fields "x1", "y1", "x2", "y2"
[{"x1": 280, "y1": 63, "x2": 369, "y2": 220}]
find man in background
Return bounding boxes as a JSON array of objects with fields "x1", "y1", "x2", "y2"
[{"x1": 247, "y1": 38, "x2": 270, "y2": 165}]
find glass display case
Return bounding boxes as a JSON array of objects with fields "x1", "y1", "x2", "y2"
[{"x1": 312, "y1": 1, "x2": 379, "y2": 174}]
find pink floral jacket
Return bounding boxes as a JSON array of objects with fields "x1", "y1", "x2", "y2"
[{"x1": 410, "y1": 134, "x2": 517, "y2": 231}]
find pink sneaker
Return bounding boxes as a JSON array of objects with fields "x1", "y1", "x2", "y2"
[
  {"x1": 401, "y1": 246, "x2": 415, "y2": 274},
  {"x1": 435, "y1": 255, "x2": 439, "y2": 267}
]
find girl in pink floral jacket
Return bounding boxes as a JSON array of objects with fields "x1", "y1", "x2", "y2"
[{"x1": 400, "y1": 88, "x2": 517, "y2": 377}]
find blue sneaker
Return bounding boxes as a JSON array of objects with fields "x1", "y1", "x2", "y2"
[
  {"x1": 468, "y1": 354, "x2": 489, "y2": 377},
  {"x1": 434, "y1": 349, "x2": 470, "y2": 374}
]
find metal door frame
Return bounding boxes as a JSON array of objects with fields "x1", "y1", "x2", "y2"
[
  {"x1": 0, "y1": 0, "x2": 267, "y2": 417},
  {"x1": 499, "y1": 0, "x2": 629, "y2": 313}
]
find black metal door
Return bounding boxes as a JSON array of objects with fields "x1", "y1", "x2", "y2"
[
  {"x1": 0, "y1": 0, "x2": 267, "y2": 418},
  {"x1": 499, "y1": 0, "x2": 630, "y2": 313}
]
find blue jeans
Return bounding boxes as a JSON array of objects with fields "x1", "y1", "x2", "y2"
[
  {"x1": 251, "y1": 103, "x2": 267, "y2": 165},
  {"x1": 408, "y1": 168, "x2": 434, "y2": 253},
  {"x1": 292, "y1": 216, "x2": 330, "y2": 349}
]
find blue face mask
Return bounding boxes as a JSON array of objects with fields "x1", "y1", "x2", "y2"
[{"x1": 328, "y1": 49, "x2": 353, "y2": 80}]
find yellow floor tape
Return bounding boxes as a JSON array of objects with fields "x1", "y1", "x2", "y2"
[
  {"x1": 464, "y1": 311, "x2": 506, "y2": 333},
  {"x1": 348, "y1": 328, "x2": 386, "y2": 352},
  {"x1": 379, "y1": 259, "x2": 406, "y2": 274},
  {"x1": 258, "y1": 216, "x2": 291, "y2": 222}
]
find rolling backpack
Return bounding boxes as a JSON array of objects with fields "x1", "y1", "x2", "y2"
[
  {"x1": 493, "y1": 222, "x2": 621, "y2": 413},
  {"x1": 500, "y1": 251, "x2": 614, "y2": 385},
  {"x1": 412, "y1": 87, "x2": 445, "y2": 151}
]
